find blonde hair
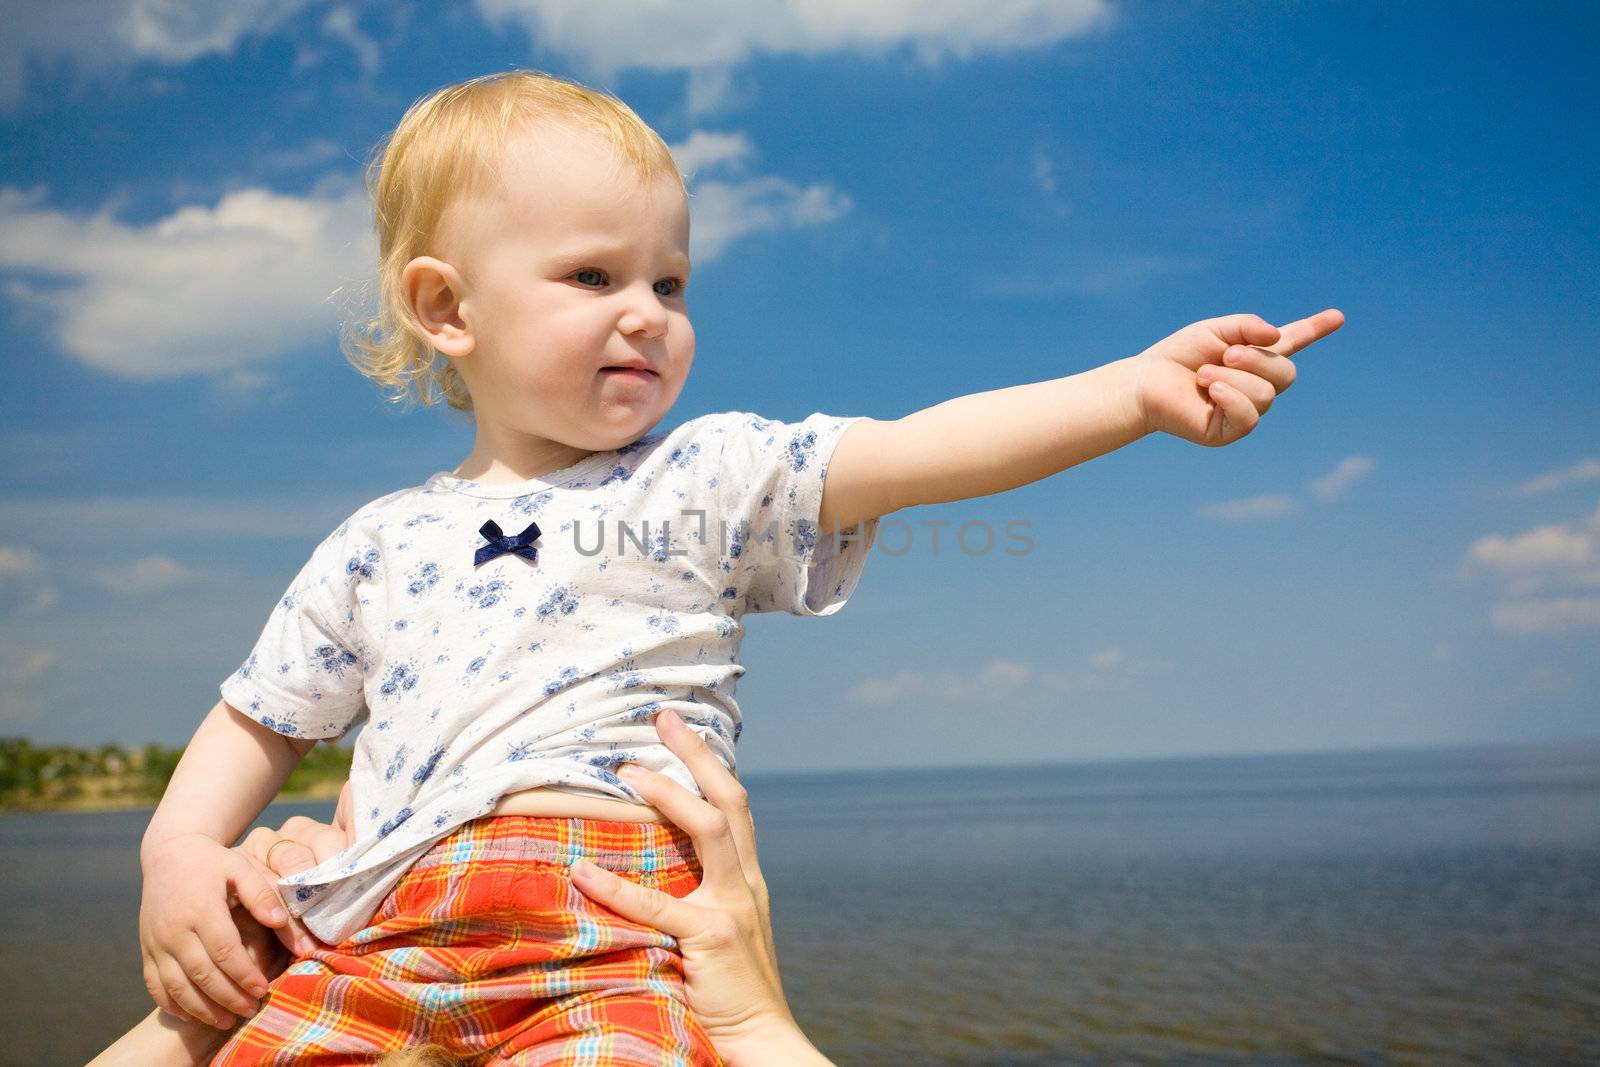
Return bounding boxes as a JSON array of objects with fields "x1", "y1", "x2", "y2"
[
  {"x1": 373, "y1": 1045, "x2": 464, "y2": 1067},
  {"x1": 340, "y1": 69, "x2": 687, "y2": 413}
]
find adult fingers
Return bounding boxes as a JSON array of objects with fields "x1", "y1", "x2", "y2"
[
  {"x1": 654, "y1": 710, "x2": 764, "y2": 878},
  {"x1": 228, "y1": 853, "x2": 291, "y2": 931},
  {"x1": 234, "y1": 847, "x2": 322, "y2": 957},
  {"x1": 618, "y1": 758, "x2": 748, "y2": 895},
  {"x1": 1263, "y1": 308, "x2": 1344, "y2": 358},
  {"x1": 275, "y1": 810, "x2": 353, "y2": 862},
  {"x1": 568, "y1": 858, "x2": 701, "y2": 941}
]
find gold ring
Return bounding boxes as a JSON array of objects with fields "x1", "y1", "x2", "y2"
[{"x1": 264, "y1": 838, "x2": 297, "y2": 869}]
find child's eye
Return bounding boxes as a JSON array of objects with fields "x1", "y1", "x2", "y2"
[{"x1": 570, "y1": 269, "x2": 687, "y2": 298}]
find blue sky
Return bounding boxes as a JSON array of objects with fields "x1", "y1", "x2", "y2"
[{"x1": 1, "y1": 0, "x2": 1595, "y2": 771}]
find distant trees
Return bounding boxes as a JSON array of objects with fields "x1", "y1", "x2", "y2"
[{"x1": 0, "y1": 737, "x2": 354, "y2": 810}]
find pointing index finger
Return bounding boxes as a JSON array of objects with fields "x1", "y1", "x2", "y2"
[{"x1": 1266, "y1": 308, "x2": 1344, "y2": 357}]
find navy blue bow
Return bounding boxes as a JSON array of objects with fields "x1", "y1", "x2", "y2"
[{"x1": 474, "y1": 519, "x2": 542, "y2": 567}]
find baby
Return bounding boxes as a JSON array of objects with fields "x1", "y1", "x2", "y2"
[{"x1": 137, "y1": 69, "x2": 1342, "y2": 1064}]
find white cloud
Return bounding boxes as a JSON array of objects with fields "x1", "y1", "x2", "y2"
[
  {"x1": 850, "y1": 657, "x2": 1033, "y2": 704},
  {"x1": 1462, "y1": 499, "x2": 1600, "y2": 634},
  {"x1": 0, "y1": 177, "x2": 375, "y2": 379},
  {"x1": 0, "y1": 493, "x2": 368, "y2": 544},
  {"x1": 0, "y1": 0, "x2": 319, "y2": 110},
  {"x1": 686, "y1": 175, "x2": 854, "y2": 262},
  {"x1": 0, "y1": 545, "x2": 43, "y2": 578},
  {"x1": 1196, "y1": 494, "x2": 1297, "y2": 522},
  {"x1": 983, "y1": 254, "x2": 1205, "y2": 298},
  {"x1": 1501, "y1": 457, "x2": 1600, "y2": 499},
  {"x1": 1491, "y1": 597, "x2": 1600, "y2": 635},
  {"x1": 320, "y1": 3, "x2": 381, "y2": 77},
  {"x1": 847, "y1": 650, "x2": 1163, "y2": 706},
  {"x1": 848, "y1": 669, "x2": 928, "y2": 704},
  {"x1": 5, "y1": 648, "x2": 57, "y2": 683},
  {"x1": 254, "y1": 138, "x2": 346, "y2": 173},
  {"x1": 90, "y1": 554, "x2": 200, "y2": 596},
  {"x1": 671, "y1": 130, "x2": 758, "y2": 180},
  {"x1": 473, "y1": 0, "x2": 1117, "y2": 82},
  {"x1": 1306, "y1": 455, "x2": 1374, "y2": 501},
  {"x1": 1466, "y1": 522, "x2": 1594, "y2": 572}
]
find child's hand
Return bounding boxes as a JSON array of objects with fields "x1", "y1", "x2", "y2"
[
  {"x1": 1129, "y1": 309, "x2": 1344, "y2": 445},
  {"x1": 139, "y1": 832, "x2": 291, "y2": 1030}
]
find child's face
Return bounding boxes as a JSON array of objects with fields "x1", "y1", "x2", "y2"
[{"x1": 436, "y1": 124, "x2": 694, "y2": 452}]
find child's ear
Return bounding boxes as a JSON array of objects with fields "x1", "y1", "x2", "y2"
[{"x1": 402, "y1": 256, "x2": 474, "y2": 358}]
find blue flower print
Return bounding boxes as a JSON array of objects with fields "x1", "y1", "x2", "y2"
[
  {"x1": 728, "y1": 520, "x2": 752, "y2": 563},
  {"x1": 608, "y1": 666, "x2": 644, "y2": 690},
  {"x1": 508, "y1": 739, "x2": 538, "y2": 761},
  {"x1": 412, "y1": 745, "x2": 445, "y2": 785},
  {"x1": 346, "y1": 547, "x2": 381, "y2": 582},
  {"x1": 236, "y1": 652, "x2": 259, "y2": 681},
  {"x1": 509, "y1": 490, "x2": 554, "y2": 518},
  {"x1": 384, "y1": 745, "x2": 410, "y2": 783},
  {"x1": 258, "y1": 714, "x2": 301, "y2": 737},
  {"x1": 403, "y1": 512, "x2": 445, "y2": 529},
  {"x1": 535, "y1": 586, "x2": 578, "y2": 622},
  {"x1": 542, "y1": 666, "x2": 579, "y2": 697},
  {"x1": 513, "y1": 606, "x2": 526, "y2": 618},
  {"x1": 466, "y1": 579, "x2": 510, "y2": 609},
  {"x1": 624, "y1": 702, "x2": 663, "y2": 722},
  {"x1": 378, "y1": 661, "x2": 420, "y2": 700},
  {"x1": 786, "y1": 428, "x2": 820, "y2": 474},
  {"x1": 406, "y1": 562, "x2": 441, "y2": 598},
  {"x1": 645, "y1": 612, "x2": 681, "y2": 635},
  {"x1": 378, "y1": 807, "x2": 413, "y2": 838},
  {"x1": 666, "y1": 442, "x2": 700, "y2": 470},
  {"x1": 312, "y1": 643, "x2": 359, "y2": 677}
]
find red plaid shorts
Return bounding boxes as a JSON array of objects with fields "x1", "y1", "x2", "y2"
[{"x1": 209, "y1": 815, "x2": 724, "y2": 1066}]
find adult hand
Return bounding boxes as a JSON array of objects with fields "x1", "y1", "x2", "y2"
[
  {"x1": 1129, "y1": 308, "x2": 1344, "y2": 445},
  {"x1": 233, "y1": 801, "x2": 354, "y2": 959},
  {"x1": 568, "y1": 709, "x2": 834, "y2": 1066}
]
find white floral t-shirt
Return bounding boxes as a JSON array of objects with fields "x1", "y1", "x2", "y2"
[{"x1": 218, "y1": 411, "x2": 878, "y2": 944}]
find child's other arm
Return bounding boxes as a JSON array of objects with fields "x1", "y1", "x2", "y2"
[
  {"x1": 138, "y1": 699, "x2": 315, "y2": 1030},
  {"x1": 819, "y1": 309, "x2": 1343, "y2": 529}
]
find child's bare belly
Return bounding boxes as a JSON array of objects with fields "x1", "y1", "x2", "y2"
[{"x1": 488, "y1": 785, "x2": 670, "y2": 824}]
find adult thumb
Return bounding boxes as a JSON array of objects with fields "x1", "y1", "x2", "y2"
[
  {"x1": 267, "y1": 840, "x2": 319, "y2": 876},
  {"x1": 231, "y1": 856, "x2": 291, "y2": 929}
]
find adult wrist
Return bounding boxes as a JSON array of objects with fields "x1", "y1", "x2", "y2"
[{"x1": 713, "y1": 1018, "x2": 834, "y2": 1067}]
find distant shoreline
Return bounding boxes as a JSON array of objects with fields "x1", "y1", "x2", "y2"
[{"x1": 0, "y1": 782, "x2": 344, "y2": 816}]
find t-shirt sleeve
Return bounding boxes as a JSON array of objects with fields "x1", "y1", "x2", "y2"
[
  {"x1": 716, "y1": 411, "x2": 880, "y2": 617},
  {"x1": 219, "y1": 525, "x2": 371, "y2": 741}
]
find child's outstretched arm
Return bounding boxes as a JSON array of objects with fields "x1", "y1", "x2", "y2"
[
  {"x1": 818, "y1": 309, "x2": 1344, "y2": 530},
  {"x1": 138, "y1": 698, "x2": 315, "y2": 1031}
]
